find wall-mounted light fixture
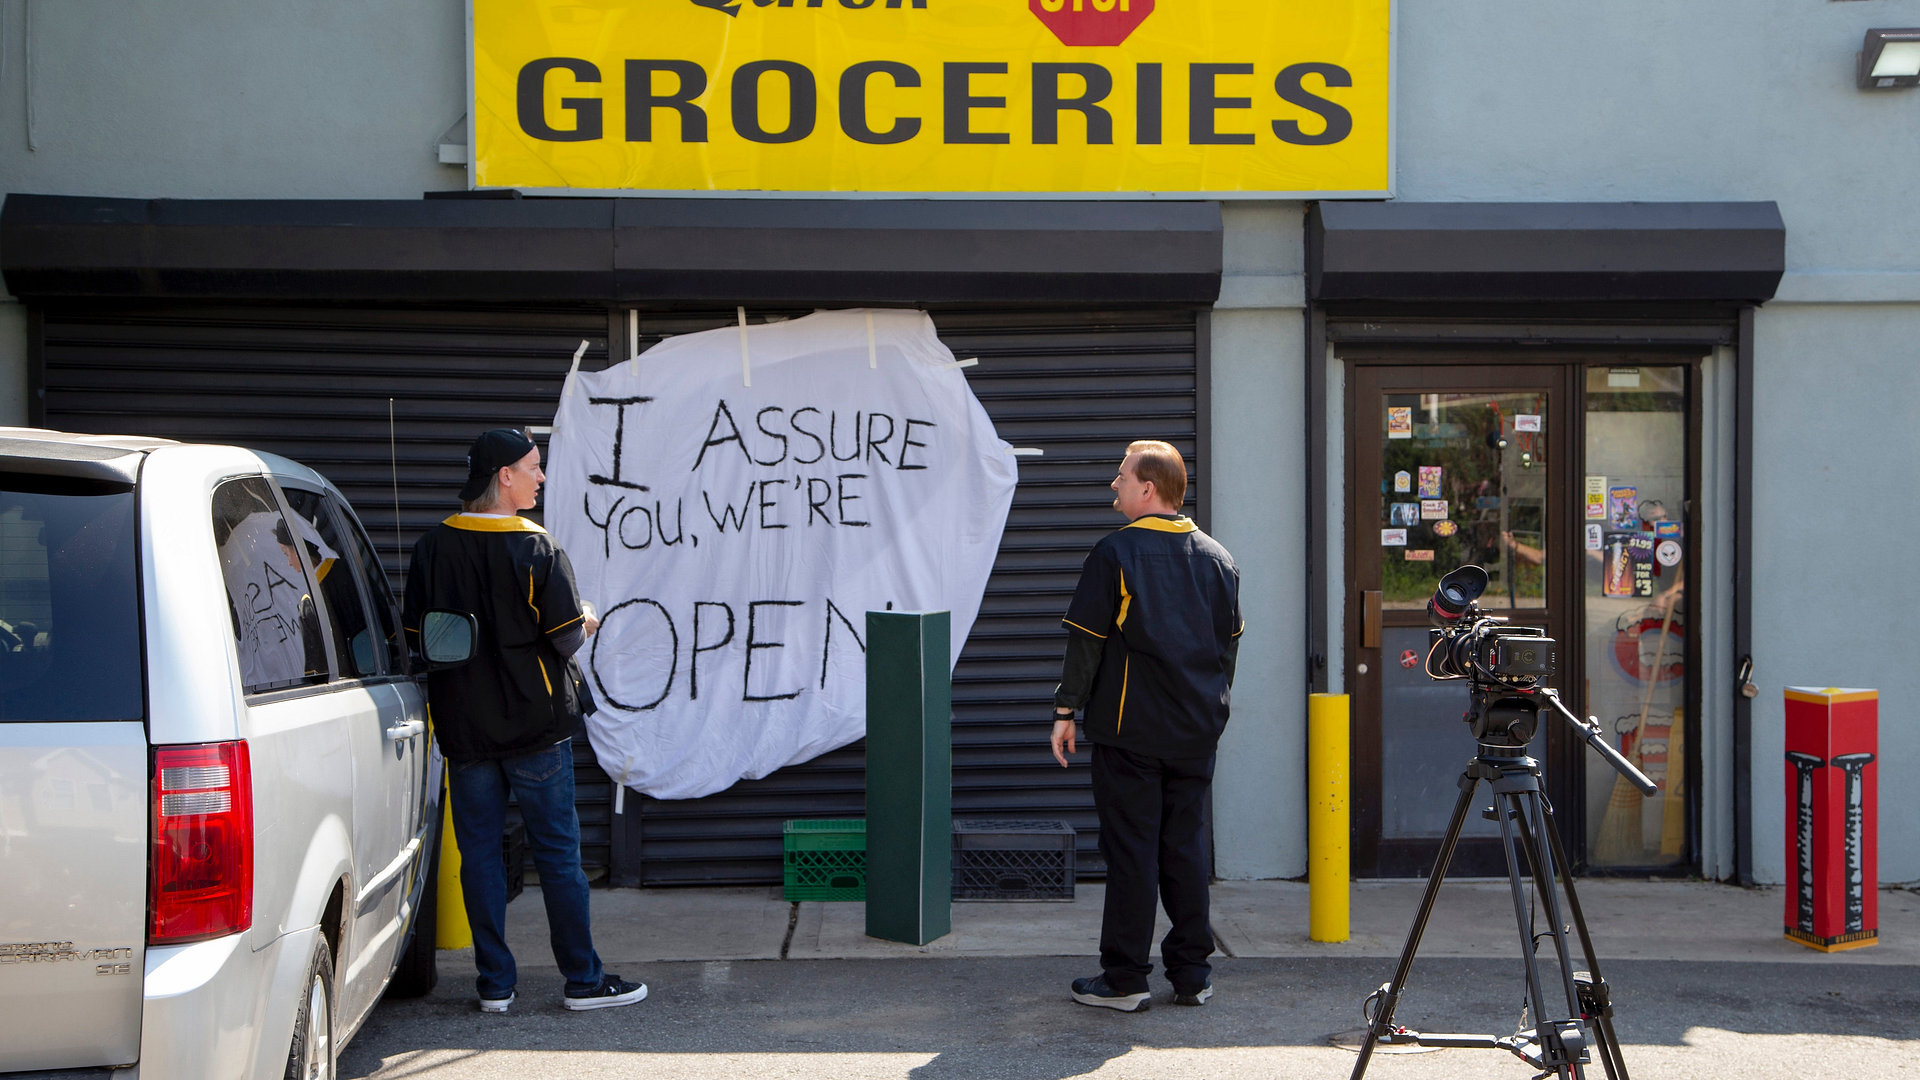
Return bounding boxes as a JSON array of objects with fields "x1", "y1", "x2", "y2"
[{"x1": 1858, "y1": 28, "x2": 1920, "y2": 89}]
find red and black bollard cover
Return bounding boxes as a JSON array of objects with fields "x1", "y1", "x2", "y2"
[{"x1": 1783, "y1": 687, "x2": 1878, "y2": 952}]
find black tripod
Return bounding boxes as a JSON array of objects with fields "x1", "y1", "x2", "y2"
[{"x1": 1350, "y1": 686, "x2": 1658, "y2": 1080}]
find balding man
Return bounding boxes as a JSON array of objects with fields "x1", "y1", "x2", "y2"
[{"x1": 1051, "y1": 440, "x2": 1243, "y2": 1012}]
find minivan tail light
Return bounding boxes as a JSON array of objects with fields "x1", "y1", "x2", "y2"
[{"x1": 149, "y1": 741, "x2": 253, "y2": 945}]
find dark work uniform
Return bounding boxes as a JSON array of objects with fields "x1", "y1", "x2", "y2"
[
  {"x1": 1058, "y1": 514, "x2": 1242, "y2": 995},
  {"x1": 403, "y1": 512, "x2": 604, "y2": 1001},
  {"x1": 403, "y1": 514, "x2": 587, "y2": 762}
]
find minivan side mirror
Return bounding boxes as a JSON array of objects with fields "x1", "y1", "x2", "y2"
[{"x1": 420, "y1": 609, "x2": 478, "y2": 668}]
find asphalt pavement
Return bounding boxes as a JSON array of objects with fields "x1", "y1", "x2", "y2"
[{"x1": 339, "y1": 880, "x2": 1920, "y2": 1079}]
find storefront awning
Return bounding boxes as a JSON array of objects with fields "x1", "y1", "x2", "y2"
[
  {"x1": 1, "y1": 194, "x2": 1222, "y2": 305},
  {"x1": 1308, "y1": 201, "x2": 1784, "y2": 303}
]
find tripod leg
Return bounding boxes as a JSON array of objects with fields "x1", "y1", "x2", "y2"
[
  {"x1": 1493, "y1": 790, "x2": 1575, "y2": 1078},
  {"x1": 1583, "y1": 989, "x2": 1630, "y2": 1080},
  {"x1": 1534, "y1": 801, "x2": 1633, "y2": 1080},
  {"x1": 1513, "y1": 794, "x2": 1587, "y2": 1025},
  {"x1": 1350, "y1": 771, "x2": 1482, "y2": 1080}
]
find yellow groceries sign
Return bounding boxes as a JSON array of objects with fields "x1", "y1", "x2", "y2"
[{"x1": 470, "y1": 0, "x2": 1392, "y2": 196}]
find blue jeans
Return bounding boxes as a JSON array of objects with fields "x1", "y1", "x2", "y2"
[{"x1": 447, "y1": 739, "x2": 603, "y2": 998}]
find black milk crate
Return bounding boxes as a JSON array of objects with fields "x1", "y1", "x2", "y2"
[{"x1": 951, "y1": 819, "x2": 1076, "y2": 901}]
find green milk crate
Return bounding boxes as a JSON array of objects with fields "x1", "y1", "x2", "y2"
[{"x1": 783, "y1": 819, "x2": 867, "y2": 901}]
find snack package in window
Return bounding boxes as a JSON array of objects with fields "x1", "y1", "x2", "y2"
[{"x1": 1603, "y1": 534, "x2": 1634, "y2": 597}]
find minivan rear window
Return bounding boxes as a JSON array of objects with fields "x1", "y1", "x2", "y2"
[{"x1": 0, "y1": 475, "x2": 143, "y2": 722}]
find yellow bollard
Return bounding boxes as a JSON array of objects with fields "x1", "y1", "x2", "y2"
[
  {"x1": 436, "y1": 776, "x2": 473, "y2": 949},
  {"x1": 1308, "y1": 693, "x2": 1350, "y2": 942}
]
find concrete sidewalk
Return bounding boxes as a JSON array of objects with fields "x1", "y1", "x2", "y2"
[
  {"x1": 340, "y1": 881, "x2": 1920, "y2": 1080},
  {"x1": 495, "y1": 878, "x2": 1920, "y2": 967}
]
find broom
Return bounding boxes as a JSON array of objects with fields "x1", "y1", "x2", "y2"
[
  {"x1": 1593, "y1": 594, "x2": 1676, "y2": 864},
  {"x1": 1660, "y1": 706, "x2": 1686, "y2": 857}
]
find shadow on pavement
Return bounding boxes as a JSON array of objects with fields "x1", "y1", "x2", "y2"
[{"x1": 341, "y1": 955, "x2": 1920, "y2": 1080}]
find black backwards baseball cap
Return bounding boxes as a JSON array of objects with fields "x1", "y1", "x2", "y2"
[{"x1": 460, "y1": 428, "x2": 538, "y2": 501}]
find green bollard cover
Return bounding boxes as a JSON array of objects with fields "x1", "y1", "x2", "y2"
[{"x1": 864, "y1": 610, "x2": 953, "y2": 946}]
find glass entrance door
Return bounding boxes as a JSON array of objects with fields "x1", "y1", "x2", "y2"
[
  {"x1": 1580, "y1": 364, "x2": 1691, "y2": 869},
  {"x1": 1348, "y1": 364, "x2": 1576, "y2": 876}
]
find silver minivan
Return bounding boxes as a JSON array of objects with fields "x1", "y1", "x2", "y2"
[{"x1": 0, "y1": 428, "x2": 440, "y2": 1078}]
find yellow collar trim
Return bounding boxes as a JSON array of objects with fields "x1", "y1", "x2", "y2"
[
  {"x1": 1124, "y1": 515, "x2": 1197, "y2": 534},
  {"x1": 444, "y1": 513, "x2": 547, "y2": 534}
]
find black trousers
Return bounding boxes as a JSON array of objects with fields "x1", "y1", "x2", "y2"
[{"x1": 1092, "y1": 741, "x2": 1216, "y2": 994}]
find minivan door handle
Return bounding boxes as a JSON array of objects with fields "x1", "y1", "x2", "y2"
[{"x1": 385, "y1": 719, "x2": 426, "y2": 742}]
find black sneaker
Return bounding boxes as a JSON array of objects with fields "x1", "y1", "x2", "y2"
[
  {"x1": 1071, "y1": 974, "x2": 1150, "y2": 1012},
  {"x1": 563, "y1": 974, "x2": 648, "y2": 1011},
  {"x1": 1174, "y1": 984, "x2": 1214, "y2": 1007}
]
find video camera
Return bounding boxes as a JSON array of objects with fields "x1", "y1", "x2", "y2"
[
  {"x1": 1424, "y1": 564, "x2": 1557, "y2": 681},
  {"x1": 1423, "y1": 564, "x2": 1558, "y2": 745}
]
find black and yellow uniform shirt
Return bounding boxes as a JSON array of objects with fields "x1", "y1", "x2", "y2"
[
  {"x1": 403, "y1": 513, "x2": 589, "y2": 762},
  {"x1": 1060, "y1": 514, "x2": 1243, "y2": 760}
]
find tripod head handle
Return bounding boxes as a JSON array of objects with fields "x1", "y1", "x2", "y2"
[{"x1": 1537, "y1": 687, "x2": 1660, "y2": 796}]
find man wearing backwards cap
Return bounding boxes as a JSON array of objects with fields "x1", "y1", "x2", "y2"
[{"x1": 404, "y1": 428, "x2": 646, "y2": 1013}]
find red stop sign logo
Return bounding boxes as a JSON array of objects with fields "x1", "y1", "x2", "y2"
[{"x1": 1029, "y1": 0, "x2": 1155, "y2": 47}]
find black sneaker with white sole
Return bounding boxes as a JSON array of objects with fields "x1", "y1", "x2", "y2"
[
  {"x1": 1070, "y1": 974, "x2": 1150, "y2": 1012},
  {"x1": 477, "y1": 991, "x2": 515, "y2": 1014},
  {"x1": 563, "y1": 974, "x2": 648, "y2": 1011},
  {"x1": 1173, "y1": 984, "x2": 1214, "y2": 1007}
]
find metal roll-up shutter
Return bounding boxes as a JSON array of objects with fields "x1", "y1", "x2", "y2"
[
  {"x1": 40, "y1": 301, "x2": 1200, "y2": 887},
  {"x1": 39, "y1": 302, "x2": 624, "y2": 877},
  {"x1": 622, "y1": 307, "x2": 1201, "y2": 885}
]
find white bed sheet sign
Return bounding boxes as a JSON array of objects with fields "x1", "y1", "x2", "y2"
[{"x1": 547, "y1": 309, "x2": 1018, "y2": 800}]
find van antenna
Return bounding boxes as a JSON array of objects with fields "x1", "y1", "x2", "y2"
[{"x1": 389, "y1": 398, "x2": 402, "y2": 574}]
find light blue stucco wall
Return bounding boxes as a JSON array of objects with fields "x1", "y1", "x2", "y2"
[
  {"x1": 1209, "y1": 204, "x2": 1308, "y2": 880},
  {"x1": 1748, "y1": 305, "x2": 1920, "y2": 884},
  {"x1": 0, "y1": 1, "x2": 465, "y2": 201},
  {"x1": 1393, "y1": 0, "x2": 1920, "y2": 275}
]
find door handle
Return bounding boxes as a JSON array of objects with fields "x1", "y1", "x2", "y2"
[
  {"x1": 1360, "y1": 590, "x2": 1382, "y2": 650},
  {"x1": 385, "y1": 719, "x2": 426, "y2": 742}
]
